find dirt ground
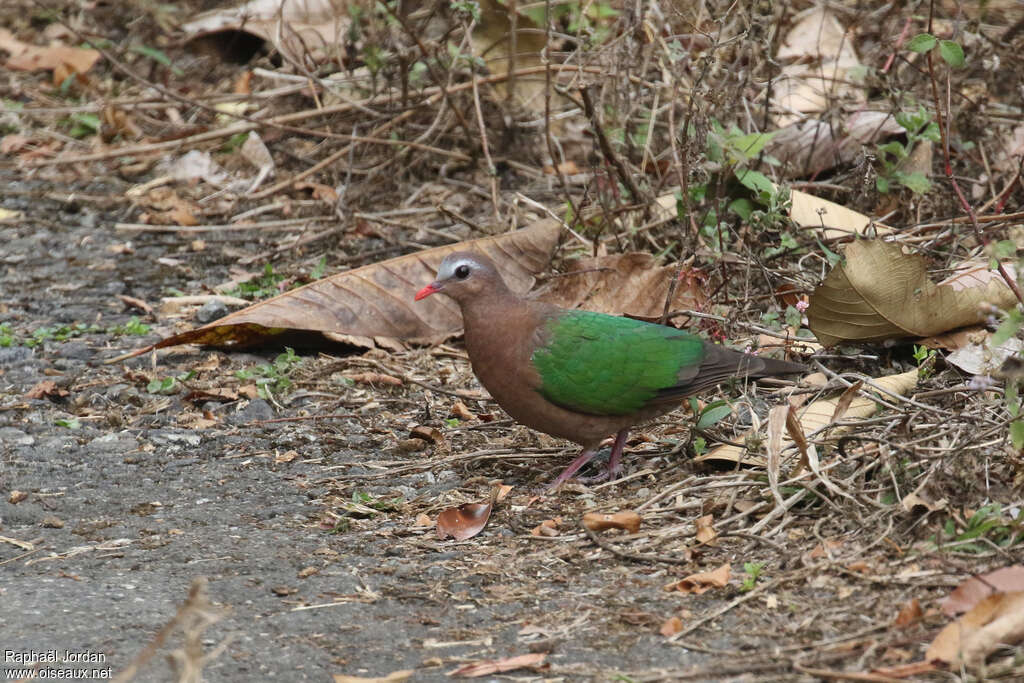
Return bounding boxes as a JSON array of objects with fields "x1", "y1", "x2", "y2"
[{"x1": 3, "y1": 0, "x2": 1024, "y2": 681}]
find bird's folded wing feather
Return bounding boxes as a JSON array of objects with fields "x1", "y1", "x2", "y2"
[{"x1": 530, "y1": 310, "x2": 707, "y2": 416}]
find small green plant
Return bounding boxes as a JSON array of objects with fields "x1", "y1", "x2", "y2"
[
  {"x1": 109, "y1": 317, "x2": 151, "y2": 337},
  {"x1": 691, "y1": 398, "x2": 732, "y2": 430},
  {"x1": 444, "y1": 418, "x2": 460, "y2": 428},
  {"x1": 875, "y1": 105, "x2": 941, "y2": 194},
  {"x1": 931, "y1": 504, "x2": 1023, "y2": 554},
  {"x1": 129, "y1": 44, "x2": 183, "y2": 76},
  {"x1": 1005, "y1": 378, "x2": 1024, "y2": 451},
  {"x1": 55, "y1": 417, "x2": 81, "y2": 429},
  {"x1": 692, "y1": 435, "x2": 707, "y2": 457},
  {"x1": 63, "y1": 112, "x2": 101, "y2": 139},
  {"x1": 449, "y1": 0, "x2": 480, "y2": 22},
  {"x1": 906, "y1": 33, "x2": 965, "y2": 68},
  {"x1": 310, "y1": 255, "x2": 328, "y2": 280},
  {"x1": 351, "y1": 490, "x2": 403, "y2": 512},
  {"x1": 235, "y1": 347, "x2": 302, "y2": 400},
  {"x1": 912, "y1": 344, "x2": 937, "y2": 379},
  {"x1": 228, "y1": 263, "x2": 287, "y2": 300},
  {"x1": 740, "y1": 562, "x2": 764, "y2": 591},
  {"x1": 147, "y1": 370, "x2": 195, "y2": 395},
  {"x1": 0, "y1": 323, "x2": 14, "y2": 347}
]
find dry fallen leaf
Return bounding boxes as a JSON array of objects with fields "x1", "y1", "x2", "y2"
[
  {"x1": 807, "y1": 240, "x2": 1017, "y2": 347},
  {"x1": 0, "y1": 28, "x2": 100, "y2": 74},
  {"x1": 115, "y1": 219, "x2": 559, "y2": 359},
  {"x1": 659, "y1": 617, "x2": 683, "y2": 636},
  {"x1": 183, "y1": 0, "x2": 350, "y2": 65},
  {"x1": 664, "y1": 564, "x2": 732, "y2": 594},
  {"x1": 412, "y1": 513, "x2": 433, "y2": 528},
  {"x1": 699, "y1": 369, "x2": 919, "y2": 466},
  {"x1": 24, "y1": 380, "x2": 68, "y2": 400},
  {"x1": 333, "y1": 670, "x2": 414, "y2": 683},
  {"x1": 927, "y1": 591, "x2": 1024, "y2": 666},
  {"x1": 893, "y1": 598, "x2": 923, "y2": 628},
  {"x1": 436, "y1": 487, "x2": 501, "y2": 541},
  {"x1": 447, "y1": 653, "x2": 546, "y2": 678},
  {"x1": 772, "y1": 6, "x2": 863, "y2": 127},
  {"x1": 530, "y1": 518, "x2": 561, "y2": 537},
  {"x1": 582, "y1": 511, "x2": 642, "y2": 534},
  {"x1": 694, "y1": 514, "x2": 717, "y2": 545},
  {"x1": 942, "y1": 565, "x2": 1024, "y2": 616},
  {"x1": 536, "y1": 253, "x2": 707, "y2": 323}
]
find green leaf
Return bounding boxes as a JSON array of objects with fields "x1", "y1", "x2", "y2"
[
  {"x1": 729, "y1": 198, "x2": 754, "y2": 221},
  {"x1": 938, "y1": 40, "x2": 965, "y2": 67},
  {"x1": 907, "y1": 33, "x2": 937, "y2": 53},
  {"x1": 726, "y1": 131, "x2": 777, "y2": 161},
  {"x1": 991, "y1": 309, "x2": 1022, "y2": 346},
  {"x1": 735, "y1": 169, "x2": 775, "y2": 196},
  {"x1": 697, "y1": 400, "x2": 733, "y2": 429},
  {"x1": 896, "y1": 171, "x2": 931, "y2": 194}
]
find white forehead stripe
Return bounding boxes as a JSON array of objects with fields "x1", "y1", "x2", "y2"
[{"x1": 437, "y1": 256, "x2": 479, "y2": 279}]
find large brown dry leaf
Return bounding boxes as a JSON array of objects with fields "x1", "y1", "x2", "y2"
[
  {"x1": 182, "y1": 0, "x2": 350, "y2": 65},
  {"x1": 926, "y1": 591, "x2": 1024, "y2": 666},
  {"x1": 789, "y1": 189, "x2": 891, "y2": 240},
  {"x1": 772, "y1": 6, "x2": 864, "y2": 127},
  {"x1": 942, "y1": 566, "x2": 1024, "y2": 616},
  {"x1": 0, "y1": 28, "x2": 100, "y2": 74},
  {"x1": 807, "y1": 240, "x2": 1017, "y2": 347},
  {"x1": 770, "y1": 111, "x2": 905, "y2": 178},
  {"x1": 126, "y1": 220, "x2": 559, "y2": 356},
  {"x1": 535, "y1": 253, "x2": 707, "y2": 321},
  {"x1": 698, "y1": 369, "x2": 918, "y2": 466},
  {"x1": 470, "y1": 0, "x2": 549, "y2": 113}
]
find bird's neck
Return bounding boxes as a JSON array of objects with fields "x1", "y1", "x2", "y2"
[{"x1": 459, "y1": 289, "x2": 535, "y2": 360}]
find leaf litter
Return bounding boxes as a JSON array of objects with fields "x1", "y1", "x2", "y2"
[{"x1": 4, "y1": 0, "x2": 1024, "y2": 680}]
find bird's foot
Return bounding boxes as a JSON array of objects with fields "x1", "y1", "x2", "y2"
[{"x1": 546, "y1": 447, "x2": 621, "y2": 489}]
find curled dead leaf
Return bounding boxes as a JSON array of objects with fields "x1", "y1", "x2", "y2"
[
  {"x1": 447, "y1": 652, "x2": 546, "y2": 677},
  {"x1": 942, "y1": 566, "x2": 1024, "y2": 616},
  {"x1": 893, "y1": 598, "x2": 923, "y2": 628},
  {"x1": 927, "y1": 591, "x2": 1024, "y2": 666},
  {"x1": 530, "y1": 518, "x2": 561, "y2": 537},
  {"x1": 664, "y1": 564, "x2": 732, "y2": 594},
  {"x1": 807, "y1": 241, "x2": 1017, "y2": 347},
  {"x1": 582, "y1": 511, "x2": 642, "y2": 534},
  {"x1": 659, "y1": 617, "x2": 683, "y2": 636},
  {"x1": 346, "y1": 371, "x2": 403, "y2": 386},
  {"x1": 451, "y1": 401, "x2": 476, "y2": 420},
  {"x1": 694, "y1": 514, "x2": 717, "y2": 545},
  {"x1": 436, "y1": 486, "x2": 501, "y2": 541}
]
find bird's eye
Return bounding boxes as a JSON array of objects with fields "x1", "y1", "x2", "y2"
[{"x1": 454, "y1": 264, "x2": 471, "y2": 279}]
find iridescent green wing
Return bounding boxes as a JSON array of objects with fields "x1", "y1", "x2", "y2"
[{"x1": 530, "y1": 310, "x2": 707, "y2": 415}]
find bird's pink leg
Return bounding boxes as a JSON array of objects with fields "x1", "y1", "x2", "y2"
[
  {"x1": 547, "y1": 430, "x2": 630, "y2": 488},
  {"x1": 547, "y1": 446, "x2": 599, "y2": 489},
  {"x1": 604, "y1": 428, "x2": 629, "y2": 479}
]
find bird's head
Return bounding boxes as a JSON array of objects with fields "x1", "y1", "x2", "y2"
[{"x1": 414, "y1": 251, "x2": 505, "y2": 304}]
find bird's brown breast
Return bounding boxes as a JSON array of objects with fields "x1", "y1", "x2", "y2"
[{"x1": 461, "y1": 298, "x2": 660, "y2": 447}]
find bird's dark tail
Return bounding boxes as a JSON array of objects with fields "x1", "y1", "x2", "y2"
[{"x1": 742, "y1": 354, "x2": 806, "y2": 380}]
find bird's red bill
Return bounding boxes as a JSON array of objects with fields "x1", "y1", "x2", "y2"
[{"x1": 414, "y1": 283, "x2": 439, "y2": 301}]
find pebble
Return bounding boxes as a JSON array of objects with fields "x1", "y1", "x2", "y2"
[{"x1": 196, "y1": 299, "x2": 229, "y2": 324}]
